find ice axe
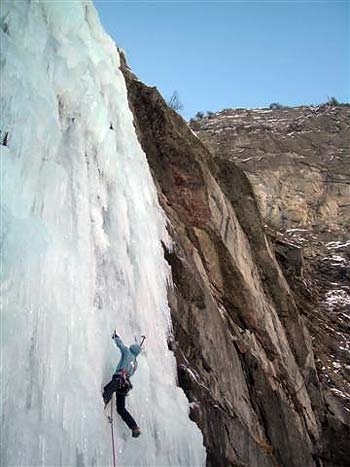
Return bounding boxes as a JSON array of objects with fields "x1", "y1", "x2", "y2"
[{"x1": 139, "y1": 335, "x2": 146, "y2": 348}]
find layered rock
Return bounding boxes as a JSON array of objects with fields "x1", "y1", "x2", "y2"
[
  {"x1": 193, "y1": 105, "x2": 350, "y2": 466},
  {"x1": 120, "y1": 58, "x2": 330, "y2": 466},
  {"x1": 273, "y1": 229, "x2": 350, "y2": 467},
  {"x1": 193, "y1": 106, "x2": 350, "y2": 232}
]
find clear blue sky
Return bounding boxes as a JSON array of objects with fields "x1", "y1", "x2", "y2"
[{"x1": 95, "y1": 1, "x2": 349, "y2": 119}]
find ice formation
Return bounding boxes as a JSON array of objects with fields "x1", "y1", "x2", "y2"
[{"x1": 0, "y1": 1, "x2": 206, "y2": 466}]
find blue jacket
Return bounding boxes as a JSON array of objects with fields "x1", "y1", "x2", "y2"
[{"x1": 113, "y1": 336, "x2": 141, "y2": 377}]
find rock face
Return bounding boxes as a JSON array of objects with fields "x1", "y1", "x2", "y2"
[
  {"x1": 192, "y1": 106, "x2": 350, "y2": 466},
  {"x1": 120, "y1": 58, "x2": 337, "y2": 467},
  {"x1": 193, "y1": 106, "x2": 350, "y2": 232},
  {"x1": 273, "y1": 229, "x2": 350, "y2": 467}
]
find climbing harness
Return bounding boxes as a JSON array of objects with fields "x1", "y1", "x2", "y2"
[
  {"x1": 108, "y1": 398, "x2": 117, "y2": 467},
  {"x1": 114, "y1": 369, "x2": 132, "y2": 395}
]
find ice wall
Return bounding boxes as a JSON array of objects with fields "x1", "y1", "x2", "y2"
[{"x1": 0, "y1": 2, "x2": 205, "y2": 466}]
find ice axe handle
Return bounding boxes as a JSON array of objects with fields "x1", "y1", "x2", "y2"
[{"x1": 140, "y1": 335, "x2": 146, "y2": 347}]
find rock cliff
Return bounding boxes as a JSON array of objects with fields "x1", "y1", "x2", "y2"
[
  {"x1": 193, "y1": 106, "x2": 350, "y2": 466},
  {"x1": 192, "y1": 104, "x2": 350, "y2": 466},
  {"x1": 121, "y1": 58, "x2": 348, "y2": 466},
  {"x1": 192, "y1": 106, "x2": 350, "y2": 233}
]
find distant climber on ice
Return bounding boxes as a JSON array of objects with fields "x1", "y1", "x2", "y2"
[{"x1": 103, "y1": 331, "x2": 143, "y2": 438}]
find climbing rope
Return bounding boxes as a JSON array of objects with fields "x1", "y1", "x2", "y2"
[{"x1": 108, "y1": 398, "x2": 117, "y2": 467}]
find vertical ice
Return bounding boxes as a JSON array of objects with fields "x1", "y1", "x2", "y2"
[{"x1": 0, "y1": 1, "x2": 206, "y2": 466}]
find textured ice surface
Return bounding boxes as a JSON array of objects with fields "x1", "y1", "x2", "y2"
[{"x1": 0, "y1": 2, "x2": 205, "y2": 466}]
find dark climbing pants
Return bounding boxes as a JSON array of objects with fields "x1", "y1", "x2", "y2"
[
  {"x1": 116, "y1": 393, "x2": 138, "y2": 430},
  {"x1": 103, "y1": 375, "x2": 137, "y2": 430}
]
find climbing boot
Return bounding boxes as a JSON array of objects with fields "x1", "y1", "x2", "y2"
[{"x1": 132, "y1": 426, "x2": 141, "y2": 438}]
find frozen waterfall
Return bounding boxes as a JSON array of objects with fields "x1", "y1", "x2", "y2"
[{"x1": 0, "y1": 1, "x2": 206, "y2": 466}]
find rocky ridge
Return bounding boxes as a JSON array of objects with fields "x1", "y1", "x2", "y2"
[
  {"x1": 193, "y1": 105, "x2": 350, "y2": 466},
  {"x1": 120, "y1": 55, "x2": 348, "y2": 467},
  {"x1": 193, "y1": 105, "x2": 350, "y2": 232}
]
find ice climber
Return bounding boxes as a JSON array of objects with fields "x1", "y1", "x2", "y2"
[{"x1": 103, "y1": 331, "x2": 142, "y2": 438}]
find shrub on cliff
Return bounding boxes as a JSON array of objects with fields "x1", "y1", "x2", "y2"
[
  {"x1": 327, "y1": 96, "x2": 340, "y2": 106},
  {"x1": 269, "y1": 102, "x2": 284, "y2": 109},
  {"x1": 168, "y1": 91, "x2": 183, "y2": 111},
  {"x1": 195, "y1": 111, "x2": 204, "y2": 119}
]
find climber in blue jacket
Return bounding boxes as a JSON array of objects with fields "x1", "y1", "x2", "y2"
[{"x1": 103, "y1": 331, "x2": 142, "y2": 438}]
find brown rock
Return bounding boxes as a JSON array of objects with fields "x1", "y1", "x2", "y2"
[{"x1": 120, "y1": 56, "x2": 327, "y2": 467}]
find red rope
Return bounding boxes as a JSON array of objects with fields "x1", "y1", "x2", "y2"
[{"x1": 109, "y1": 398, "x2": 117, "y2": 467}]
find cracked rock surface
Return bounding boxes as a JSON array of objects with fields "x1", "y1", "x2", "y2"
[
  {"x1": 194, "y1": 106, "x2": 350, "y2": 466},
  {"x1": 193, "y1": 106, "x2": 350, "y2": 231},
  {"x1": 121, "y1": 56, "x2": 349, "y2": 466}
]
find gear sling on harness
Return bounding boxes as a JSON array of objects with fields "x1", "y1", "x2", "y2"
[
  {"x1": 103, "y1": 369, "x2": 132, "y2": 406},
  {"x1": 103, "y1": 369, "x2": 138, "y2": 431}
]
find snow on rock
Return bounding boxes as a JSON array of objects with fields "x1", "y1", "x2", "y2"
[
  {"x1": 0, "y1": 2, "x2": 205, "y2": 466},
  {"x1": 326, "y1": 240, "x2": 350, "y2": 250}
]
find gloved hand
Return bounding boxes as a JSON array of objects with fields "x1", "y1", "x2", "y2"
[{"x1": 112, "y1": 330, "x2": 119, "y2": 339}]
